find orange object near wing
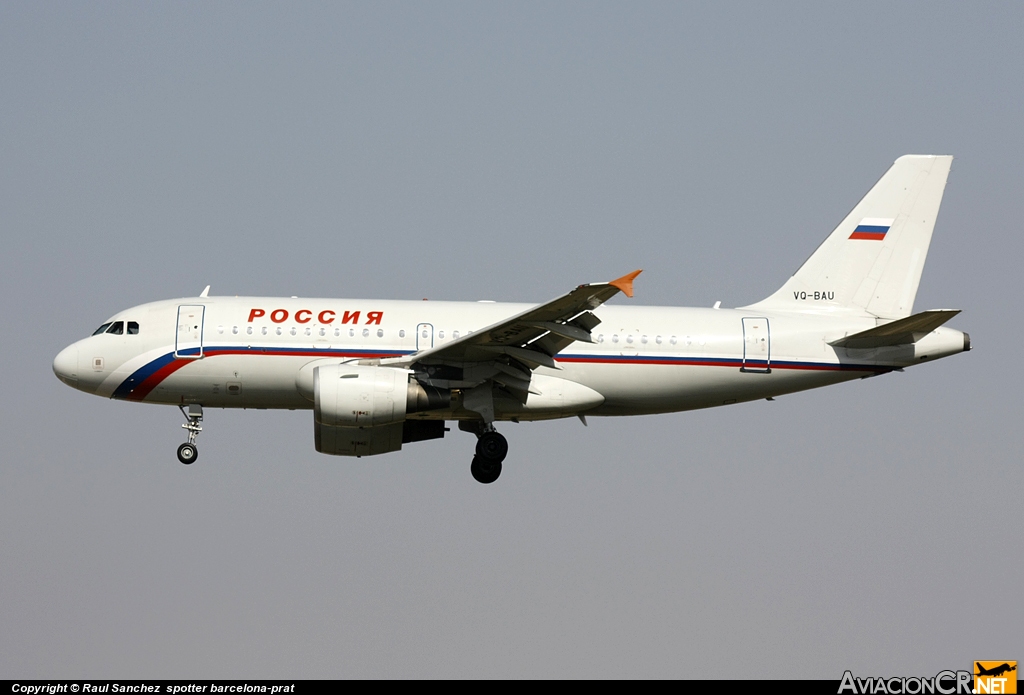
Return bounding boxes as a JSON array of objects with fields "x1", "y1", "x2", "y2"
[{"x1": 609, "y1": 269, "x2": 643, "y2": 298}]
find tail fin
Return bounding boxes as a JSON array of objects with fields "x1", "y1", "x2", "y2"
[{"x1": 744, "y1": 155, "x2": 953, "y2": 319}]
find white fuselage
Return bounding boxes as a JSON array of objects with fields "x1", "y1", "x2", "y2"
[
  {"x1": 53, "y1": 295, "x2": 969, "y2": 420},
  {"x1": 51, "y1": 156, "x2": 967, "y2": 476}
]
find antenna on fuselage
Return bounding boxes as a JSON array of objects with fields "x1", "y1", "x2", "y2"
[{"x1": 199, "y1": 285, "x2": 210, "y2": 298}]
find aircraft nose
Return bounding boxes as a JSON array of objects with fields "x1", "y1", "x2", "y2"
[{"x1": 53, "y1": 344, "x2": 79, "y2": 387}]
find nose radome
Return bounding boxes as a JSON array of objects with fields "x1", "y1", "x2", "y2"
[{"x1": 53, "y1": 344, "x2": 79, "y2": 387}]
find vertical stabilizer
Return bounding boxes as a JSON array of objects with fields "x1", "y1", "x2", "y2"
[{"x1": 744, "y1": 155, "x2": 953, "y2": 318}]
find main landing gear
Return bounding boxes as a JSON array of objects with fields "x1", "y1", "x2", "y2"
[
  {"x1": 177, "y1": 404, "x2": 203, "y2": 465},
  {"x1": 461, "y1": 422, "x2": 509, "y2": 484}
]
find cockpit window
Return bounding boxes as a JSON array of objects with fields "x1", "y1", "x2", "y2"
[
  {"x1": 106, "y1": 321, "x2": 124, "y2": 335},
  {"x1": 127, "y1": 321, "x2": 139, "y2": 335},
  {"x1": 92, "y1": 323, "x2": 112, "y2": 336}
]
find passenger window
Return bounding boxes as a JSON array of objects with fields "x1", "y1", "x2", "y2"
[
  {"x1": 106, "y1": 321, "x2": 124, "y2": 335},
  {"x1": 93, "y1": 323, "x2": 112, "y2": 336},
  {"x1": 376, "y1": 328, "x2": 383, "y2": 338},
  {"x1": 453, "y1": 331, "x2": 460, "y2": 339},
  {"x1": 127, "y1": 321, "x2": 140, "y2": 335},
  {"x1": 399, "y1": 330, "x2": 406, "y2": 338},
  {"x1": 247, "y1": 326, "x2": 253, "y2": 335},
  {"x1": 261, "y1": 327, "x2": 268, "y2": 335},
  {"x1": 232, "y1": 326, "x2": 238, "y2": 335},
  {"x1": 362, "y1": 328, "x2": 369, "y2": 337}
]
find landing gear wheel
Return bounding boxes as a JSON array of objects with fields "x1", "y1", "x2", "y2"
[
  {"x1": 177, "y1": 442, "x2": 198, "y2": 465},
  {"x1": 471, "y1": 456, "x2": 502, "y2": 484},
  {"x1": 475, "y1": 431, "x2": 508, "y2": 463}
]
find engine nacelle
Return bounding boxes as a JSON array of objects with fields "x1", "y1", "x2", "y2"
[
  {"x1": 314, "y1": 364, "x2": 408, "y2": 428},
  {"x1": 313, "y1": 364, "x2": 450, "y2": 456}
]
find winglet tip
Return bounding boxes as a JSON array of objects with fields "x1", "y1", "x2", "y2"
[{"x1": 609, "y1": 269, "x2": 643, "y2": 298}]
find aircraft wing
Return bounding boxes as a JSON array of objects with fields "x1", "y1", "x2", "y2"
[
  {"x1": 830, "y1": 309, "x2": 961, "y2": 349},
  {"x1": 384, "y1": 270, "x2": 641, "y2": 372},
  {"x1": 380, "y1": 270, "x2": 640, "y2": 419}
]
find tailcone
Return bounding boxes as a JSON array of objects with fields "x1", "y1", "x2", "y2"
[{"x1": 913, "y1": 327, "x2": 971, "y2": 363}]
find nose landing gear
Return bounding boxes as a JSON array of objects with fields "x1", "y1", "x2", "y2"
[
  {"x1": 461, "y1": 422, "x2": 508, "y2": 484},
  {"x1": 177, "y1": 404, "x2": 203, "y2": 465}
]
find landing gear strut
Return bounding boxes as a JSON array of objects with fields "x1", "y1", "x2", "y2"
[
  {"x1": 460, "y1": 421, "x2": 508, "y2": 484},
  {"x1": 177, "y1": 404, "x2": 203, "y2": 465}
]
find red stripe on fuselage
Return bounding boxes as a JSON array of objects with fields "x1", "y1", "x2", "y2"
[
  {"x1": 125, "y1": 358, "x2": 193, "y2": 401},
  {"x1": 121, "y1": 349, "x2": 882, "y2": 402},
  {"x1": 557, "y1": 356, "x2": 881, "y2": 372},
  {"x1": 121, "y1": 348, "x2": 408, "y2": 402}
]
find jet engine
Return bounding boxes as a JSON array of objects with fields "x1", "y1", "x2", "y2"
[{"x1": 313, "y1": 363, "x2": 449, "y2": 456}]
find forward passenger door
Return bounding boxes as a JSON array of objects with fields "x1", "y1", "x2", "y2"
[{"x1": 175, "y1": 305, "x2": 205, "y2": 359}]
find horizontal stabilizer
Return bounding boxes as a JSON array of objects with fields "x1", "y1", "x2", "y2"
[{"x1": 830, "y1": 309, "x2": 960, "y2": 349}]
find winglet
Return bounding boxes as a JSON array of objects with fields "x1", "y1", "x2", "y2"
[{"x1": 609, "y1": 269, "x2": 642, "y2": 298}]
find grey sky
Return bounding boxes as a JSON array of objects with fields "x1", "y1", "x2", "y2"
[{"x1": 1, "y1": 1, "x2": 1020, "y2": 678}]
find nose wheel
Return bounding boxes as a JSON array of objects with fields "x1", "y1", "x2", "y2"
[
  {"x1": 177, "y1": 404, "x2": 203, "y2": 465},
  {"x1": 460, "y1": 423, "x2": 508, "y2": 484},
  {"x1": 177, "y1": 442, "x2": 198, "y2": 464}
]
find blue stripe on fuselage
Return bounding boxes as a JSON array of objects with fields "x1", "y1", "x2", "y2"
[{"x1": 111, "y1": 346, "x2": 889, "y2": 400}]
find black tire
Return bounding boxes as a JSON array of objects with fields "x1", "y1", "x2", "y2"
[
  {"x1": 177, "y1": 443, "x2": 198, "y2": 465},
  {"x1": 470, "y1": 456, "x2": 501, "y2": 484},
  {"x1": 475, "y1": 431, "x2": 508, "y2": 463}
]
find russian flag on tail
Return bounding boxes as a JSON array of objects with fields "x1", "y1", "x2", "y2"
[{"x1": 849, "y1": 217, "x2": 894, "y2": 241}]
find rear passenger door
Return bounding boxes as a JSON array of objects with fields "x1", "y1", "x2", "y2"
[{"x1": 741, "y1": 317, "x2": 771, "y2": 373}]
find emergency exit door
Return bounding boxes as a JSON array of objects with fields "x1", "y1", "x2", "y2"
[
  {"x1": 741, "y1": 317, "x2": 770, "y2": 373},
  {"x1": 175, "y1": 305, "x2": 205, "y2": 359},
  {"x1": 416, "y1": 323, "x2": 434, "y2": 351}
]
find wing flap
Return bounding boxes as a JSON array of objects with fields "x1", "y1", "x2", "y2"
[{"x1": 529, "y1": 321, "x2": 594, "y2": 343}]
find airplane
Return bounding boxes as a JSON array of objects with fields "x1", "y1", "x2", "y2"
[
  {"x1": 975, "y1": 663, "x2": 1016, "y2": 678},
  {"x1": 53, "y1": 155, "x2": 969, "y2": 483}
]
